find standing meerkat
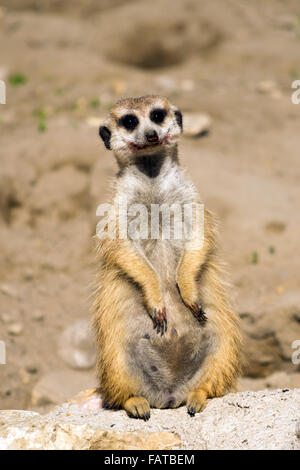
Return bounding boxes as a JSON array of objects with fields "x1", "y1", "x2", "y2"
[{"x1": 92, "y1": 95, "x2": 242, "y2": 420}]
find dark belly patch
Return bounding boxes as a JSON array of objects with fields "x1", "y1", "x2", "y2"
[{"x1": 128, "y1": 328, "x2": 211, "y2": 405}]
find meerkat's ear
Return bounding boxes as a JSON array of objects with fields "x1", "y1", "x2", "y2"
[
  {"x1": 99, "y1": 125, "x2": 112, "y2": 150},
  {"x1": 174, "y1": 109, "x2": 183, "y2": 131}
]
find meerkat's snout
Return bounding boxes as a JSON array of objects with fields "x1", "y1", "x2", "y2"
[{"x1": 145, "y1": 129, "x2": 159, "y2": 144}]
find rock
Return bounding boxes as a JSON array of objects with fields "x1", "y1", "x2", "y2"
[
  {"x1": 25, "y1": 364, "x2": 38, "y2": 375},
  {"x1": 1, "y1": 389, "x2": 300, "y2": 450},
  {"x1": 22, "y1": 268, "x2": 35, "y2": 281},
  {"x1": 183, "y1": 113, "x2": 212, "y2": 137},
  {"x1": 256, "y1": 80, "x2": 276, "y2": 93},
  {"x1": 0, "y1": 312, "x2": 15, "y2": 324},
  {"x1": 0, "y1": 283, "x2": 18, "y2": 298},
  {"x1": 7, "y1": 322, "x2": 23, "y2": 336},
  {"x1": 31, "y1": 370, "x2": 97, "y2": 407},
  {"x1": 31, "y1": 310, "x2": 44, "y2": 322},
  {"x1": 0, "y1": 410, "x2": 180, "y2": 451},
  {"x1": 256, "y1": 80, "x2": 282, "y2": 100},
  {"x1": 58, "y1": 319, "x2": 97, "y2": 370}
]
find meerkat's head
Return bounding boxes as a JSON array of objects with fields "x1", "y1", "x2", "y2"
[{"x1": 99, "y1": 95, "x2": 183, "y2": 167}]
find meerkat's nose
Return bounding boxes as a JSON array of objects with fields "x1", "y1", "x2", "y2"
[{"x1": 145, "y1": 130, "x2": 159, "y2": 143}]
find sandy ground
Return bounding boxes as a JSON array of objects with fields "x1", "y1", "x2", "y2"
[{"x1": 0, "y1": 0, "x2": 300, "y2": 410}]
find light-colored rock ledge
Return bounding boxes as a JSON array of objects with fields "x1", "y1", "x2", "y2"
[{"x1": 0, "y1": 389, "x2": 299, "y2": 450}]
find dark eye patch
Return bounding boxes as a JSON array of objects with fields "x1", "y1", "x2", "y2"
[
  {"x1": 174, "y1": 110, "x2": 183, "y2": 130},
  {"x1": 150, "y1": 108, "x2": 167, "y2": 124},
  {"x1": 118, "y1": 114, "x2": 139, "y2": 131}
]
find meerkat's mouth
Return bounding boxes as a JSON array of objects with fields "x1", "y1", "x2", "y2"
[
  {"x1": 129, "y1": 136, "x2": 170, "y2": 152},
  {"x1": 129, "y1": 142, "x2": 159, "y2": 151}
]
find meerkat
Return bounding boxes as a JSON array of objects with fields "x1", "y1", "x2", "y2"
[{"x1": 92, "y1": 95, "x2": 242, "y2": 420}]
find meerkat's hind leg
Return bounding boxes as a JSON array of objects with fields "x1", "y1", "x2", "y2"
[{"x1": 124, "y1": 396, "x2": 151, "y2": 421}]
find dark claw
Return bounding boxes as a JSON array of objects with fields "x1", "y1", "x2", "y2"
[
  {"x1": 151, "y1": 307, "x2": 167, "y2": 335},
  {"x1": 187, "y1": 406, "x2": 196, "y2": 417},
  {"x1": 190, "y1": 303, "x2": 207, "y2": 323}
]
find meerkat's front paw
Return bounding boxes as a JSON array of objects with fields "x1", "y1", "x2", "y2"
[
  {"x1": 124, "y1": 396, "x2": 151, "y2": 421},
  {"x1": 144, "y1": 284, "x2": 167, "y2": 335},
  {"x1": 186, "y1": 390, "x2": 207, "y2": 416},
  {"x1": 189, "y1": 303, "x2": 207, "y2": 323},
  {"x1": 150, "y1": 306, "x2": 167, "y2": 335},
  {"x1": 177, "y1": 283, "x2": 207, "y2": 324}
]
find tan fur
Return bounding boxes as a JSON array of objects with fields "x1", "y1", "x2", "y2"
[{"x1": 92, "y1": 95, "x2": 242, "y2": 419}]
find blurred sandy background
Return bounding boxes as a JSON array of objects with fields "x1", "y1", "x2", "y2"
[{"x1": 0, "y1": 0, "x2": 300, "y2": 412}]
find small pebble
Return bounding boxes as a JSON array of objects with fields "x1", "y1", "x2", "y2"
[
  {"x1": 25, "y1": 365, "x2": 38, "y2": 374},
  {"x1": 23, "y1": 269, "x2": 34, "y2": 281},
  {"x1": 31, "y1": 310, "x2": 44, "y2": 322},
  {"x1": 256, "y1": 80, "x2": 282, "y2": 100},
  {"x1": 1, "y1": 312, "x2": 14, "y2": 324},
  {"x1": 58, "y1": 319, "x2": 97, "y2": 370},
  {"x1": 0, "y1": 284, "x2": 18, "y2": 298},
  {"x1": 183, "y1": 113, "x2": 212, "y2": 137},
  {"x1": 7, "y1": 322, "x2": 23, "y2": 336}
]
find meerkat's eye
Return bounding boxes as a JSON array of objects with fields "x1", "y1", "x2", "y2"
[
  {"x1": 150, "y1": 108, "x2": 167, "y2": 125},
  {"x1": 118, "y1": 114, "x2": 139, "y2": 131}
]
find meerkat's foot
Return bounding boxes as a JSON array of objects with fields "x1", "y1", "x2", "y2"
[
  {"x1": 150, "y1": 306, "x2": 167, "y2": 335},
  {"x1": 124, "y1": 396, "x2": 151, "y2": 421},
  {"x1": 186, "y1": 390, "x2": 207, "y2": 417}
]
